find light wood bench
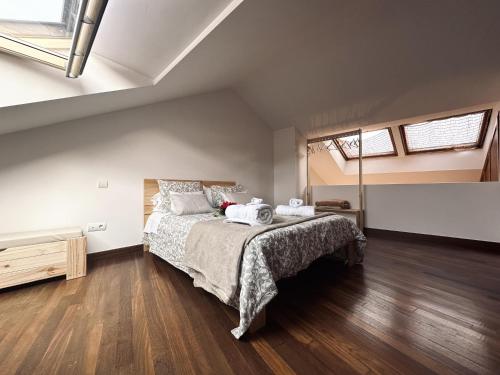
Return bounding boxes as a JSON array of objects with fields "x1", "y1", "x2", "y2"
[{"x1": 0, "y1": 227, "x2": 87, "y2": 289}]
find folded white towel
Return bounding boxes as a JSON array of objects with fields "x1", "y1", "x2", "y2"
[
  {"x1": 225, "y1": 203, "x2": 274, "y2": 226},
  {"x1": 276, "y1": 205, "x2": 315, "y2": 217},
  {"x1": 289, "y1": 198, "x2": 303, "y2": 208},
  {"x1": 249, "y1": 197, "x2": 264, "y2": 205}
]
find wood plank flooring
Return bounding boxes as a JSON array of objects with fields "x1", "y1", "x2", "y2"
[{"x1": 1, "y1": 235, "x2": 499, "y2": 374}]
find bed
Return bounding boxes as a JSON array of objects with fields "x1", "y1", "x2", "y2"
[{"x1": 143, "y1": 179, "x2": 366, "y2": 339}]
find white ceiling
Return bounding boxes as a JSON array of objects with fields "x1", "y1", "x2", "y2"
[
  {"x1": 2, "y1": 0, "x2": 500, "y2": 136},
  {"x1": 92, "y1": 0, "x2": 233, "y2": 78}
]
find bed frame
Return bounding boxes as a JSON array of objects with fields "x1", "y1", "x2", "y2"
[{"x1": 143, "y1": 178, "x2": 267, "y2": 332}]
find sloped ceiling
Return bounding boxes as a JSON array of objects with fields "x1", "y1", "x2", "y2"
[
  {"x1": 1, "y1": 0, "x2": 500, "y2": 136},
  {"x1": 230, "y1": 0, "x2": 500, "y2": 136},
  {"x1": 92, "y1": 0, "x2": 233, "y2": 78}
]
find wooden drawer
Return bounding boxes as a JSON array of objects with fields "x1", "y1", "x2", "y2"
[
  {"x1": 0, "y1": 264, "x2": 66, "y2": 289},
  {"x1": 0, "y1": 241, "x2": 68, "y2": 288},
  {"x1": 0, "y1": 251, "x2": 67, "y2": 275}
]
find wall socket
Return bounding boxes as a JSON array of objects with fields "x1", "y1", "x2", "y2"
[{"x1": 87, "y1": 222, "x2": 107, "y2": 232}]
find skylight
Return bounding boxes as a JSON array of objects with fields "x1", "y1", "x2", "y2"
[
  {"x1": 400, "y1": 110, "x2": 492, "y2": 154},
  {"x1": 0, "y1": 0, "x2": 108, "y2": 77},
  {"x1": 335, "y1": 128, "x2": 397, "y2": 160}
]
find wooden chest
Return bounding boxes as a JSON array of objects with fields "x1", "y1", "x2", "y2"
[{"x1": 0, "y1": 236, "x2": 87, "y2": 289}]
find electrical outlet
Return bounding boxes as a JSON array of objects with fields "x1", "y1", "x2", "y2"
[
  {"x1": 87, "y1": 222, "x2": 107, "y2": 232},
  {"x1": 97, "y1": 180, "x2": 108, "y2": 188}
]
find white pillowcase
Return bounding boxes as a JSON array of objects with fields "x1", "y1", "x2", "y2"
[
  {"x1": 169, "y1": 191, "x2": 213, "y2": 215},
  {"x1": 222, "y1": 191, "x2": 253, "y2": 205}
]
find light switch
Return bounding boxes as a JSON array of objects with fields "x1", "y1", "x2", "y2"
[{"x1": 98, "y1": 180, "x2": 108, "y2": 189}]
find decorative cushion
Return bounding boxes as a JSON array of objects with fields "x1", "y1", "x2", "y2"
[
  {"x1": 169, "y1": 192, "x2": 213, "y2": 215},
  {"x1": 203, "y1": 186, "x2": 214, "y2": 207},
  {"x1": 157, "y1": 180, "x2": 202, "y2": 211},
  {"x1": 209, "y1": 184, "x2": 246, "y2": 207},
  {"x1": 151, "y1": 192, "x2": 168, "y2": 213},
  {"x1": 221, "y1": 191, "x2": 253, "y2": 205}
]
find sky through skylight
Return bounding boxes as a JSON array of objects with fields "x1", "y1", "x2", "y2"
[{"x1": 0, "y1": 0, "x2": 65, "y2": 23}]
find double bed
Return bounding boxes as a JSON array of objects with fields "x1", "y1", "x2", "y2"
[{"x1": 143, "y1": 179, "x2": 366, "y2": 339}]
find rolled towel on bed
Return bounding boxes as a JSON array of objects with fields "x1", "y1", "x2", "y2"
[
  {"x1": 225, "y1": 203, "x2": 274, "y2": 225},
  {"x1": 249, "y1": 197, "x2": 264, "y2": 205},
  {"x1": 276, "y1": 205, "x2": 315, "y2": 217},
  {"x1": 289, "y1": 198, "x2": 303, "y2": 208}
]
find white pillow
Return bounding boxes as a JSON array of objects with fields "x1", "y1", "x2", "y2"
[
  {"x1": 169, "y1": 191, "x2": 213, "y2": 215},
  {"x1": 222, "y1": 191, "x2": 253, "y2": 205}
]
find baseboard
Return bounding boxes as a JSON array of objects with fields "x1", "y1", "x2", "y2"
[
  {"x1": 365, "y1": 228, "x2": 500, "y2": 252},
  {"x1": 88, "y1": 244, "x2": 143, "y2": 261}
]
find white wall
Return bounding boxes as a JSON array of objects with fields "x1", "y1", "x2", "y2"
[
  {"x1": 313, "y1": 183, "x2": 500, "y2": 243},
  {"x1": 273, "y1": 127, "x2": 297, "y2": 205},
  {"x1": 296, "y1": 130, "x2": 308, "y2": 200},
  {"x1": 273, "y1": 127, "x2": 307, "y2": 205},
  {"x1": 0, "y1": 90, "x2": 273, "y2": 253}
]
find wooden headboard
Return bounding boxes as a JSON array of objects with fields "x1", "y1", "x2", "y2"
[{"x1": 143, "y1": 179, "x2": 236, "y2": 225}]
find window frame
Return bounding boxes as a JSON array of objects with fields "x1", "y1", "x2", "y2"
[
  {"x1": 0, "y1": 33, "x2": 68, "y2": 69},
  {"x1": 399, "y1": 109, "x2": 492, "y2": 155},
  {"x1": 0, "y1": 0, "x2": 108, "y2": 78},
  {"x1": 333, "y1": 127, "x2": 398, "y2": 161}
]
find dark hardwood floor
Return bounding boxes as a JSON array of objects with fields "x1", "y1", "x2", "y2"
[{"x1": 1, "y1": 236, "x2": 499, "y2": 374}]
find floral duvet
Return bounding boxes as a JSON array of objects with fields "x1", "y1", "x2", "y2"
[{"x1": 144, "y1": 212, "x2": 366, "y2": 338}]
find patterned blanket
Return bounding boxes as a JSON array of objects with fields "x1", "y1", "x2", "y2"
[
  {"x1": 184, "y1": 214, "x2": 334, "y2": 305},
  {"x1": 144, "y1": 212, "x2": 366, "y2": 338}
]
